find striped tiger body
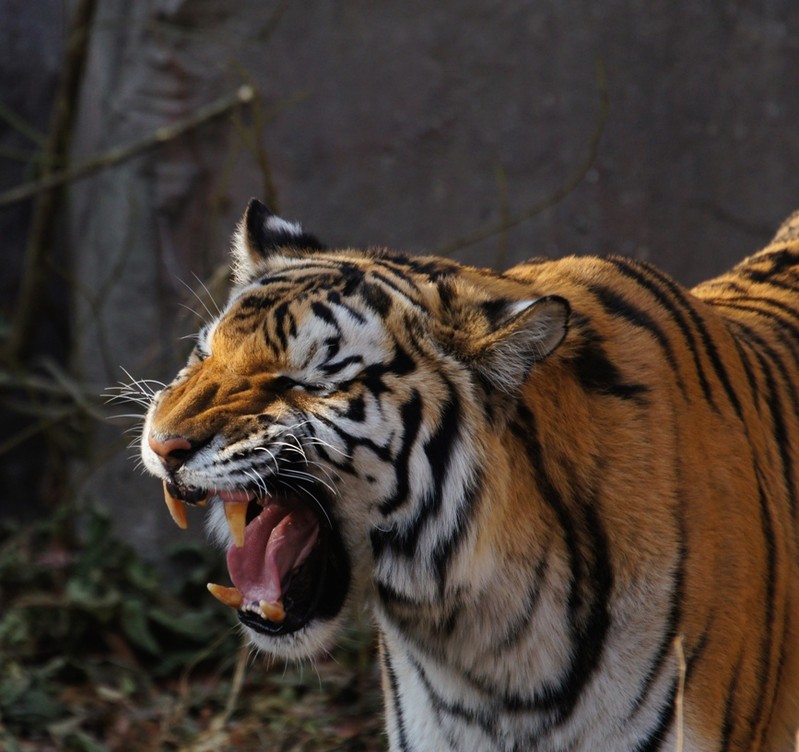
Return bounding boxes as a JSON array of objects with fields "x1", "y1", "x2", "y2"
[{"x1": 141, "y1": 200, "x2": 799, "y2": 751}]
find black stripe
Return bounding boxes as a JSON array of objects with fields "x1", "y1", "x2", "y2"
[
  {"x1": 314, "y1": 414, "x2": 393, "y2": 465},
  {"x1": 495, "y1": 547, "x2": 550, "y2": 649},
  {"x1": 719, "y1": 650, "x2": 744, "y2": 752},
  {"x1": 311, "y1": 300, "x2": 341, "y2": 331},
  {"x1": 698, "y1": 278, "x2": 749, "y2": 295},
  {"x1": 430, "y1": 471, "x2": 481, "y2": 594},
  {"x1": 360, "y1": 281, "x2": 392, "y2": 316},
  {"x1": 740, "y1": 267, "x2": 799, "y2": 293},
  {"x1": 423, "y1": 379, "x2": 460, "y2": 504},
  {"x1": 272, "y1": 301, "x2": 291, "y2": 350},
  {"x1": 655, "y1": 269, "x2": 745, "y2": 421},
  {"x1": 627, "y1": 461, "x2": 685, "y2": 721},
  {"x1": 631, "y1": 679, "x2": 677, "y2": 752},
  {"x1": 570, "y1": 322, "x2": 650, "y2": 402},
  {"x1": 741, "y1": 467, "x2": 779, "y2": 750},
  {"x1": 340, "y1": 393, "x2": 366, "y2": 422},
  {"x1": 730, "y1": 322, "x2": 798, "y2": 520},
  {"x1": 378, "y1": 391, "x2": 424, "y2": 515},
  {"x1": 623, "y1": 260, "x2": 744, "y2": 419},
  {"x1": 361, "y1": 345, "x2": 416, "y2": 400},
  {"x1": 728, "y1": 332, "x2": 760, "y2": 399},
  {"x1": 586, "y1": 281, "x2": 686, "y2": 395},
  {"x1": 740, "y1": 247, "x2": 799, "y2": 279},
  {"x1": 713, "y1": 299, "x2": 799, "y2": 359},
  {"x1": 371, "y1": 270, "x2": 421, "y2": 304},
  {"x1": 507, "y1": 403, "x2": 613, "y2": 723},
  {"x1": 605, "y1": 257, "x2": 717, "y2": 408},
  {"x1": 409, "y1": 654, "x2": 498, "y2": 740},
  {"x1": 376, "y1": 582, "x2": 462, "y2": 642},
  {"x1": 327, "y1": 293, "x2": 367, "y2": 324},
  {"x1": 381, "y1": 645, "x2": 412, "y2": 752},
  {"x1": 373, "y1": 252, "x2": 457, "y2": 283},
  {"x1": 320, "y1": 354, "x2": 363, "y2": 376},
  {"x1": 756, "y1": 606, "x2": 790, "y2": 749}
]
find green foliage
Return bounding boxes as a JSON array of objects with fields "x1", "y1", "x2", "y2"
[
  {"x1": 0, "y1": 505, "x2": 384, "y2": 751},
  {"x1": 0, "y1": 504, "x2": 239, "y2": 745}
]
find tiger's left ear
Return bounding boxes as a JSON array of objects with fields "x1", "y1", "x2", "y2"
[
  {"x1": 231, "y1": 198, "x2": 324, "y2": 284},
  {"x1": 463, "y1": 295, "x2": 570, "y2": 395}
]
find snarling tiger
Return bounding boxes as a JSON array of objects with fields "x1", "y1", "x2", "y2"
[{"x1": 141, "y1": 199, "x2": 799, "y2": 751}]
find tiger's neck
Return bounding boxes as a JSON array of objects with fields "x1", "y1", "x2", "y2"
[{"x1": 368, "y1": 353, "x2": 675, "y2": 751}]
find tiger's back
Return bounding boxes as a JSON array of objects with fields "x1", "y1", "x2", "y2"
[
  {"x1": 490, "y1": 219, "x2": 799, "y2": 750},
  {"x1": 141, "y1": 201, "x2": 799, "y2": 751}
]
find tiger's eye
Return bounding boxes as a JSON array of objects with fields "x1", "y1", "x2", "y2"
[{"x1": 271, "y1": 375, "x2": 298, "y2": 392}]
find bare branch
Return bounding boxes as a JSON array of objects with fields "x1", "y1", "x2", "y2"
[
  {"x1": 435, "y1": 58, "x2": 609, "y2": 258},
  {"x1": 4, "y1": 0, "x2": 98, "y2": 366},
  {"x1": 0, "y1": 85, "x2": 256, "y2": 210}
]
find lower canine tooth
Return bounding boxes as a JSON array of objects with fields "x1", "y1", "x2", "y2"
[
  {"x1": 162, "y1": 481, "x2": 188, "y2": 529},
  {"x1": 207, "y1": 583, "x2": 244, "y2": 609},
  {"x1": 224, "y1": 501, "x2": 247, "y2": 548},
  {"x1": 259, "y1": 600, "x2": 286, "y2": 623}
]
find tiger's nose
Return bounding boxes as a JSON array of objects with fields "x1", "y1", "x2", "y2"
[{"x1": 148, "y1": 434, "x2": 195, "y2": 471}]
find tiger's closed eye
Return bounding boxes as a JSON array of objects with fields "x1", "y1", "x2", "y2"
[
  {"x1": 270, "y1": 375, "x2": 300, "y2": 392},
  {"x1": 271, "y1": 375, "x2": 328, "y2": 394}
]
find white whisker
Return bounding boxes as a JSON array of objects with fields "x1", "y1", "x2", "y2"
[
  {"x1": 176, "y1": 275, "x2": 217, "y2": 323},
  {"x1": 192, "y1": 271, "x2": 223, "y2": 316}
]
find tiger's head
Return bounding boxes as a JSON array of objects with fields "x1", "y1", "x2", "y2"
[{"x1": 141, "y1": 199, "x2": 569, "y2": 658}]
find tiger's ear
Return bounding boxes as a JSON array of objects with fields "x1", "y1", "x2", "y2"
[
  {"x1": 231, "y1": 198, "x2": 324, "y2": 283},
  {"x1": 459, "y1": 295, "x2": 570, "y2": 395}
]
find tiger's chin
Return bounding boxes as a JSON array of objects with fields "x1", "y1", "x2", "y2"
[{"x1": 166, "y1": 482, "x2": 352, "y2": 659}]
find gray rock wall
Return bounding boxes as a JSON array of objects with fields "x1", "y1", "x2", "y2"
[
  {"x1": 59, "y1": 0, "x2": 799, "y2": 557},
  {"x1": 0, "y1": 0, "x2": 68, "y2": 519}
]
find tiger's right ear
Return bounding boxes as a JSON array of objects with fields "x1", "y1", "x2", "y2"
[{"x1": 231, "y1": 198, "x2": 324, "y2": 284}]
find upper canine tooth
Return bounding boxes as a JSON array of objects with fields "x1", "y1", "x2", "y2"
[
  {"x1": 162, "y1": 481, "x2": 188, "y2": 529},
  {"x1": 207, "y1": 582, "x2": 244, "y2": 610},
  {"x1": 224, "y1": 501, "x2": 247, "y2": 548}
]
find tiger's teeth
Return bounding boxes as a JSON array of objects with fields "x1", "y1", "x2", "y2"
[
  {"x1": 207, "y1": 583, "x2": 244, "y2": 610},
  {"x1": 259, "y1": 600, "x2": 286, "y2": 623},
  {"x1": 224, "y1": 501, "x2": 247, "y2": 548},
  {"x1": 162, "y1": 481, "x2": 188, "y2": 529},
  {"x1": 195, "y1": 497, "x2": 209, "y2": 507}
]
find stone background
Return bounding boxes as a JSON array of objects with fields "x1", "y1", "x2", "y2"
[{"x1": 2, "y1": 0, "x2": 798, "y2": 557}]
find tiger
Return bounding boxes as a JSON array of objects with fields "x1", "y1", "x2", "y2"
[{"x1": 140, "y1": 198, "x2": 799, "y2": 751}]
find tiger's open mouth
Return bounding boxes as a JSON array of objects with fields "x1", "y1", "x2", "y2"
[{"x1": 163, "y1": 481, "x2": 350, "y2": 636}]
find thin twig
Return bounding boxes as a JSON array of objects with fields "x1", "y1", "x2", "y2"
[
  {"x1": 221, "y1": 637, "x2": 251, "y2": 725},
  {"x1": 0, "y1": 99, "x2": 49, "y2": 147},
  {"x1": 674, "y1": 635, "x2": 686, "y2": 752},
  {"x1": 5, "y1": 0, "x2": 97, "y2": 365},
  {"x1": 0, "y1": 85, "x2": 255, "y2": 210},
  {"x1": 493, "y1": 163, "x2": 510, "y2": 271},
  {"x1": 434, "y1": 58, "x2": 609, "y2": 258}
]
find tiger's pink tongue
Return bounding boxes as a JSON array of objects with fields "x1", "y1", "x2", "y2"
[{"x1": 226, "y1": 501, "x2": 319, "y2": 607}]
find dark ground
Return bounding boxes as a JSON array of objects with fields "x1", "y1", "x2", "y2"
[{"x1": 0, "y1": 505, "x2": 385, "y2": 751}]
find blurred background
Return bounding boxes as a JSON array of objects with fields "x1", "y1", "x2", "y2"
[{"x1": 1, "y1": 1, "x2": 797, "y2": 749}]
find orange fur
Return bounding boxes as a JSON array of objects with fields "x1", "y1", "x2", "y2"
[{"x1": 143, "y1": 203, "x2": 799, "y2": 751}]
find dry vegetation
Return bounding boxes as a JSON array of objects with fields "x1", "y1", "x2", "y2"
[{"x1": 0, "y1": 506, "x2": 385, "y2": 751}]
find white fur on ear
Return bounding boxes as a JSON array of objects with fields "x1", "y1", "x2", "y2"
[
  {"x1": 476, "y1": 295, "x2": 570, "y2": 394},
  {"x1": 230, "y1": 199, "x2": 324, "y2": 284},
  {"x1": 230, "y1": 217, "x2": 261, "y2": 285},
  {"x1": 265, "y1": 214, "x2": 303, "y2": 237}
]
